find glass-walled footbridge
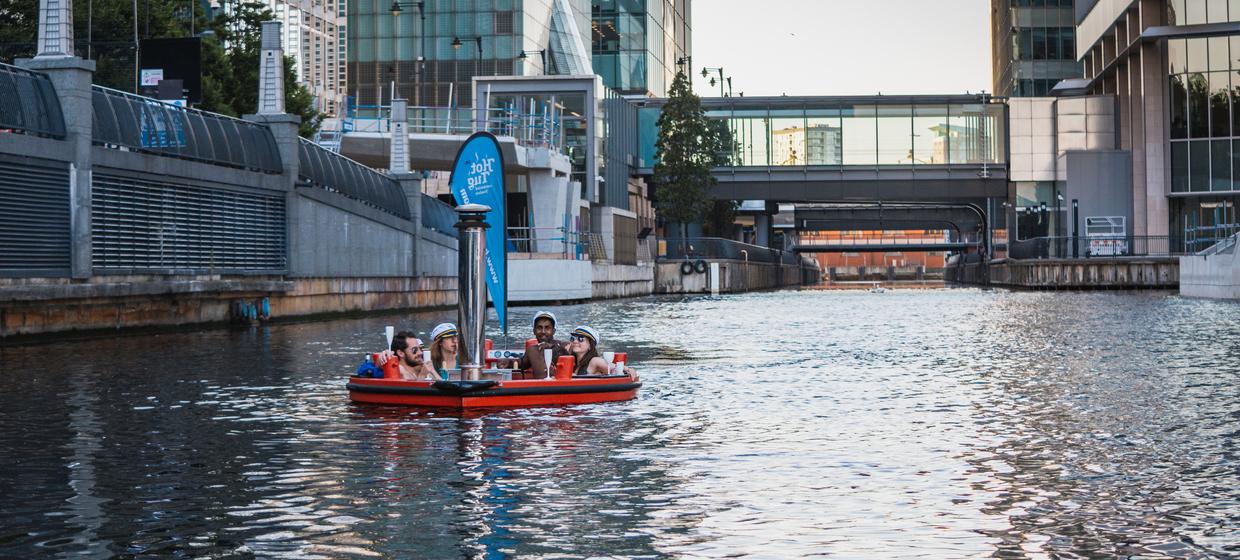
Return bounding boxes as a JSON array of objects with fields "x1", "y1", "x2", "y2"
[
  {"x1": 635, "y1": 94, "x2": 1008, "y2": 203},
  {"x1": 635, "y1": 94, "x2": 1009, "y2": 254}
]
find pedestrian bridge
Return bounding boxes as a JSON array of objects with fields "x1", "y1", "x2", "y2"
[
  {"x1": 635, "y1": 94, "x2": 1008, "y2": 204},
  {"x1": 792, "y1": 235, "x2": 981, "y2": 253}
]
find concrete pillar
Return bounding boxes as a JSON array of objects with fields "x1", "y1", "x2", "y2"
[
  {"x1": 394, "y1": 173, "x2": 423, "y2": 275},
  {"x1": 20, "y1": 0, "x2": 96, "y2": 278},
  {"x1": 1140, "y1": 39, "x2": 1169, "y2": 237},
  {"x1": 755, "y1": 214, "x2": 771, "y2": 247},
  {"x1": 528, "y1": 169, "x2": 574, "y2": 253},
  {"x1": 1129, "y1": 53, "x2": 1148, "y2": 236},
  {"x1": 245, "y1": 24, "x2": 304, "y2": 275},
  {"x1": 36, "y1": 0, "x2": 75, "y2": 58},
  {"x1": 390, "y1": 99, "x2": 409, "y2": 174},
  {"x1": 257, "y1": 21, "x2": 285, "y2": 115}
]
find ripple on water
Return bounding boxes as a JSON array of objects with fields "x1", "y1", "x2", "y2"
[{"x1": 1, "y1": 290, "x2": 1238, "y2": 557}]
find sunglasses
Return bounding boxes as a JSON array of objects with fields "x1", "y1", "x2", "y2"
[{"x1": 569, "y1": 334, "x2": 590, "y2": 343}]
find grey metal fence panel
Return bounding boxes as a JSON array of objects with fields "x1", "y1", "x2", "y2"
[
  {"x1": 0, "y1": 62, "x2": 66, "y2": 138},
  {"x1": 297, "y1": 138, "x2": 411, "y2": 219},
  {"x1": 421, "y1": 195, "x2": 458, "y2": 236},
  {"x1": 185, "y1": 113, "x2": 215, "y2": 161},
  {"x1": 91, "y1": 171, "x2": 286, "y2": 273},
  {"x1": 0, "y1": 154, "x2": 71, "y2": 276},
  {"x1": 90, "y1": 86, "x2": 282, "y2": 173},
  {"x1": 91, "y1": 90, "x2": 120, "y2": 144}
]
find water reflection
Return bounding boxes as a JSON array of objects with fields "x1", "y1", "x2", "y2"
[{"x1": 1, "y1": 290, "x2": 1238, "y2": 557}]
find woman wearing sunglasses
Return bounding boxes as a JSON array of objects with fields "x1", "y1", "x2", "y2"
[{"x1": 567, "y1": 326, "x2": 632, "y2": 376}]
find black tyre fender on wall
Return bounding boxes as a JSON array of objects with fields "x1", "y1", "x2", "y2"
[
  {"x1": 694, "y1": 260, "x2": 708, "y2": 274},
  {"x1": 680, "y1": 261, "x2": 695, "y2": 275}
]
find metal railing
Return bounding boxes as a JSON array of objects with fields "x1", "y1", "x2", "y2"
[
  {"x1": 1008, "y1": 236, "x2": 1182, "y2": 259},
  {"x1": 1185, "y1": 223, "x2": 1240, "y2": 253},
  {"x1": 1197, "y1": 232, "x2": 1239, "y2": 256},
  {"x1": 298, "y1": 138, "x2": 410, "y2": 219},
  {"x1": 92, "y1": 86, "x2": 283, "y2": 173},
  {"x1": 506, "y1": 226, "x2": 588, "y2": 259},
  {"x1": 348, "y1": 105, "x2": 569, "y2": 150},
  {"x1": 0, "y1": 62, "x2": 65, "y2": 138},
  {"x1": 421, "y1": 195, "x2": 458, "y2": 236},
  {"x1": 661, "y1": 237, "x2": 801, "y2": 266}
]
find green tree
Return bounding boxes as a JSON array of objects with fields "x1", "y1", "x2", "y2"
[
  {"x1": 653, "y1": 69, "x2": 719, "y2": 245},
  {"x1": 1, "y1": 0, "x2": 321, "y2": 137},
  {"x1": 200, "y1": 1, "x2": 321, "y2": 137},
  {"x1": 0, "y1": 0, "x2": 187, "y2": 90},
  {"x1": 702, "y1": 119, "x2": 738, "y2": 237}
]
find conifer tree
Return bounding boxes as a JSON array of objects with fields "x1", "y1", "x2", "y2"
[{"x1": 653, "y1": 69, "x2": 719, "y2": 245}]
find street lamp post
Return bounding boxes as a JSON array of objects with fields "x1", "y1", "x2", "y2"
[
  {"x1": 389, "y1": 1, "x2": 425, "y2": 105},
  {"x1": 701, "y1": 67, "x2": 727, "y2": 97},
  {"x1": 1072, "y1": 199, "x2": 1080, "y2": 258},
  {"x1": 453, "y1": 36, "x2": 484, "y2": 76},
  {"x1": 517, "y1": 50, "x2": 547, "y2": 75},
  {"x1": 676, "y1": 56, "x2": 692, "y2": 84}
]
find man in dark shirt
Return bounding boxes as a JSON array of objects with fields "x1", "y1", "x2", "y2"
[{"x1": 517, "y1": 310, "x2": 569, "y2": 377}]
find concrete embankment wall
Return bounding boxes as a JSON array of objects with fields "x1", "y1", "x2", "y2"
[
  {"x1": 946, "y1": 258, "x2": 1179, "y2": 289},
  {"x1": 507, "y1": 261, "x2": 655, "y2": 304},
  {"x1": 826, "y1": 266, "x2": 943, "y2": 281},
  {"x1": 1180, "y1": 250, "x2": 1240, "y2": 299},
  {"x1": 655, "y1": 259, "x2": 818, "y2": 294},
  {"x1": 0, "y1": 61, "x2": 465, "y2": 339},
  {"x1": 0, "y1": 275, "x2": 457, "y2": 337},
  {"x1": 593, "y1": 263, "x2": 655, "y2": 299}
]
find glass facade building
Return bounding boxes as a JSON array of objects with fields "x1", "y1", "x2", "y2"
[
  {"x1": 1069, "y1": 0, "x2": 1240, "y2": 247},
  {"x1": 1165, "y1": 0, "x2": 1240, "y2": 249},
  {"x1": 347, "y1": 0, "x2": 592, "y2": 107},
  {"x1": 991, "y1": 0, "x2": 1082, "y2": 96},
  {"x1": 591, "y1": 0, "x2": 691, "y2": 96}
]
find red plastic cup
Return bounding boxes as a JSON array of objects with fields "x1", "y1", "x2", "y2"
[
  {"x1": 554, "y1": 355, "x2": 575, "y2": 380},
  {"x1": 382, "y1": 357, "x2": 401, "y2": 379}
]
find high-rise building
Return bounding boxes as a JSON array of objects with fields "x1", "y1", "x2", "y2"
[
  {"x1": 347, "y1": 0, "x2": 593, "y2": 108},
  {"x1": 991, "y1": 0, "x2": 1081, "y2": 96},
  {"x1": 1008, "y1": 0, "x2": 1240, "y2": 249},
  {"x1": 260, "y1": 0, "x2": 348, "y2": 116},
  {"x1": 591, "y1": 0, "x2": 691, "y2": 97},
  {"x1": 1076, "y1": 0, "x2": 1240, "y2": 246}
]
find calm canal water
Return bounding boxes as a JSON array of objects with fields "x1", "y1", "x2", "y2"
[{"x1": 1, "y1": 288, "x2": 1238, "y2": 558}]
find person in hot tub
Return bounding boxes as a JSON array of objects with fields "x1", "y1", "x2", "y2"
[
  {"x1": 566, "y1": 326, "x2": 633, "y2": 377},
  {"x1": 428, "y1": 323, "x2": 458, "y2": 380},
  {"x1": 515, "y1": 310, "x2": 570, "y2": 377}
]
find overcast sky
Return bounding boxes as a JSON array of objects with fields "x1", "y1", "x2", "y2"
[{"x1": 690, "y1": 0, "x2": 992, "y2": 97}]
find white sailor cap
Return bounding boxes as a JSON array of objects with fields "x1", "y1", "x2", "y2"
[
  {"x1": 570, "y1": 325, "x2": 600, "y2": 346},
  {"x1": 431, "y1": 323, "x2": 458, "y2": 341},
  {"x1": 531, "y1": 310, "x2": 557, "y2": 329}
]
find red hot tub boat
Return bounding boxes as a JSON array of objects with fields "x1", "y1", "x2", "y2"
[{"x1": 347, "y1": 373, "x2": 642, "y2": 409}]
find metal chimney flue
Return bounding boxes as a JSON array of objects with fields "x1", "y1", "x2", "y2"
[{"x1": 454, "y1": 204, "x2": 490, "y2": 380}]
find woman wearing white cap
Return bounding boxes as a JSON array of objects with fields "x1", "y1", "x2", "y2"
[
  {"x1": 429, "y1": 323, "x2": 458, "y2": 380},
  {"x1": 567, "y1": 326, "x2": 632, "y2": 376}
]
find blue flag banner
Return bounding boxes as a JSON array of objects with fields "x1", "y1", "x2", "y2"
[{"x1": 449, "y1": 132, "x2": 508, "y2": 334}]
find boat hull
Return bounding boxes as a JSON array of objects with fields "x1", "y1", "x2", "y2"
[{"x1": 347, "y1": 375, "x2": 641, "y2": 409}]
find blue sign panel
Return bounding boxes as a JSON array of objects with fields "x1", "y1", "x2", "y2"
[{"x1": 449, "y1": 132, "x2": 508, "y2": 334}]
